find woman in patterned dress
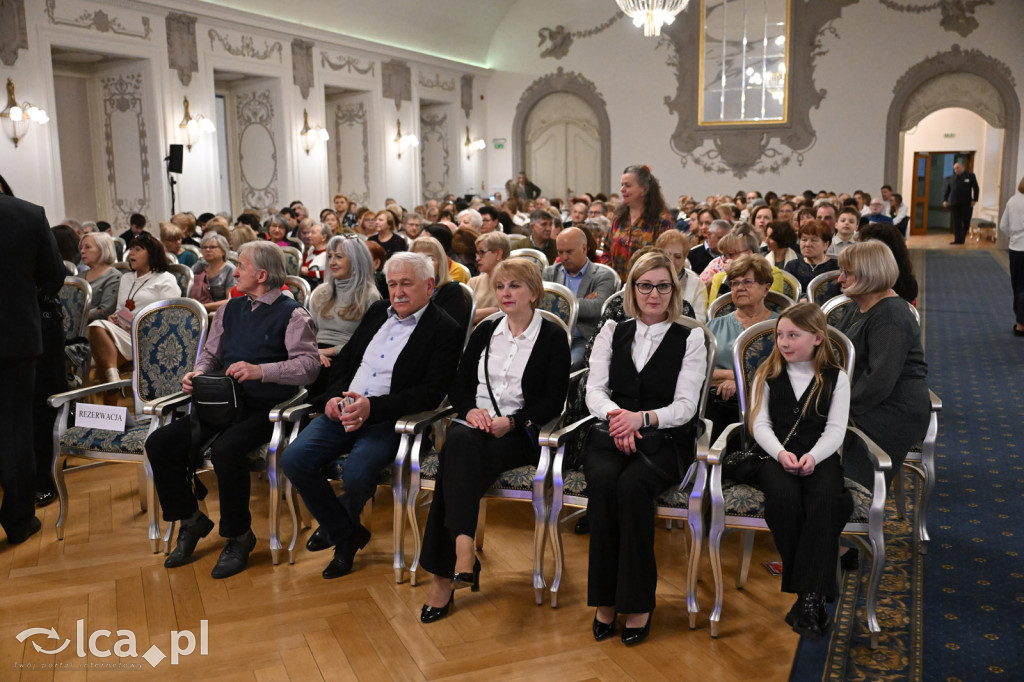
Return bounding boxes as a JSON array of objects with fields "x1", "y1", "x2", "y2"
[{"x1": 604, "y1": 165, "x2": 673, "y2": 282}]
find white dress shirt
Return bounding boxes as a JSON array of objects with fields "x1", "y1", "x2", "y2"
[
  {"x1": 586, "y1": 319, "x2": 707, "y2": 428},
  {"x1": 752, "y1": 361, "x2": 850, "y2": 464},
  {"x1": 474, "y1": 309, "x2": 542, "y2": 416},
  {"x1": 349, "y1": 305, "x2": 427, "y2": 398}
]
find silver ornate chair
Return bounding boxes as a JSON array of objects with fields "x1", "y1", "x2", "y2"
[
  {"x1": 456, "y1": 282, "x2": 477, "y2": 348},
  {"x1": 59, "y1": 276, "x2": 93, "y2": 386},
  {"x1": 540, "y1": 281, "x2": 579, "y2": 338},
  {"x1": 401, "y1": 311, "x2": 572, "y2": 601},
  {"x1": 708, "y1": 290, "x2": 795, "y2": 319},
  {"x1": 167, "y1": 263, "x2": 195, "y2": 298},
  {"x1": 284, "y1": 275, "x2": 312, "y2": 308},
  {"x1": 542, "y1": 317, "x2": 716, "y2": 612},
  {"x1": 47, "y1": 297, "x2": 208, "y2": 551},
  {"x1": 280, "y1": 246, "x2": 303, "y2": 277},
  {"x1": 820, "y1": 294, "x2": 852, "y2": 326},
  {"x1": 181, "y1": 244, "x2": 201, "y2": 262},
  {"x1": 777, "y1": 269, "x2": 802, "y2": 302},
  {"x1": 807, "y1": 270, "x2": 841, "y2": 305},
  {"x1": 510, "y1": 248, "x2": 549, "y2": 269},
  {"x1": 701, "y1": 320, "x2": 891, "y2": 647}
]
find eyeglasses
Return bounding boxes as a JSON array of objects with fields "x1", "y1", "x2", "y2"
[
  {"x1": 476, "y1": 249, "x2": 493, "y2": 256},
  {"x1": 634, "y1": 281, "x2": 674, "y2": 295},
  {"x1": 729, "y1": 278, "x2": 762, "y2": 289},
  {"x1": 839, "y1": 268, "x2": 855, "y2": 278}
]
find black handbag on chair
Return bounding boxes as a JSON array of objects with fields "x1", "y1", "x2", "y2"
[{"x1": 187, "y1": 372, "x2": 247, "y2": 499}]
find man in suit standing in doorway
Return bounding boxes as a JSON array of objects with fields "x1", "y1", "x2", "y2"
[{"x1": 943, "y1": 161, "x2": 980, "y2": 245}]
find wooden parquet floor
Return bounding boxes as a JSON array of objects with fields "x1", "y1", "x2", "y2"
[{"x1": 1, "y1": 462, "x2": 801, "y2": 681}]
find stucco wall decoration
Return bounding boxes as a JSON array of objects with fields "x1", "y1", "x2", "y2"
[
  {"x1": 101, "y1": 73, "x2": 150, "y2": 221},
  {"x1": 0, "y1": 0, "x2": 28, "y2": 66},
  {"x1": 382, "y1": 60, "x2": 411, "y2": 110},
  {"x1": 321, "y1": 51, "x2": 375, "y2": 75},
  {"x1": 45, "y1": 0, "x2": 151, "y2": 39},
  {"x1": 236, "y1": 89, "x2": 278, "y2": 210},
  {"x1": 461, "y1": 75, "x2": 474, "y2": 119},
  {"x1": 419, "y1": 72, "x2": 456, "y2": 92},
  {"x1": 166, "y1": 12, "x2": 198, "y2": 87},
  {"x1": 537, "y1": 12, "x2": 623, "y2": 60},
  {"x1": 664, "y1": 0, "x2": 859, "y2": 178},
  {"x1": 292, "y1": 39, "x2": 314, "y2": 99},
  {"x1": 208, "y1": 29, "x2": 283, "y2": 62},
  {"x1": 878, "y1": 0, "x2": 993, "y2": 38},
  {"x1": 333, "y1": 102, "x2": 370, "y2": 205},
  {"x1": 420, "y1": 112, "x2": 450, "y2": 200}
]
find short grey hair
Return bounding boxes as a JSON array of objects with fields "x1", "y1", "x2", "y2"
[
  {"x1": 457, "y1": 208, "x2": 482, "y2": 229},
  {"x1": 239, "y1": 241, "x2": 286, "y2": 289},
  {"x1": 383, "y1": 251, "x2": 434, "y2": 283},
  {"x1": 200, "y1": 232, "x2": 231, "y2": 258},
  {"x1": 82, "y1": 231, "x2": 116, "y2": 265},
  {"x1": 709, "y1": 219, "x2": 732, "y2": 235},
  {"x1": 267, "y1": 213, "x2": 289, "y2": 230}
]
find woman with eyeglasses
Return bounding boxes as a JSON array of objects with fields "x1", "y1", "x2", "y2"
[
  {"x1": 191, "y1": 233, "x2": 236, "y2": 313},
  {"x1": 469, "y1": 231, "x2": 511, "y2": 324},
  {"x1": 708, "y1": 230, "x2": 789, "y2": 303},
  {"x1": 584, "y1": 251, "x2": 707, "y2": 646},
  {"x1": 88, "y1": 232, "x2": 179, "y2": 402},
  {"x1": 705, "y1": 254, "x2": 779, "y2": 441}
]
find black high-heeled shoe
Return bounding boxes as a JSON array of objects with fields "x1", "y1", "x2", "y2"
[
  {"x1": 420, "y1": 591, "x2": 454, "y2": 623},
  {"x1": 592, "y1": 612, "x2": 617, "y2": 641},
  {"x1": 621, "y1": 613, "x2": 652, "y2": 646},
  {"x1": 452, "y1": 557, "x2": 481, "y2": 592}
]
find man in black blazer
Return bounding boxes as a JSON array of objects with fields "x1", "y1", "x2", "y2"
[
  {"x1": 0, "y1": 178, "x2": 65, "y2": 544},
  {"x1": 282, "y1": 252, "x2": 462, "y2": 579},
  {"x1": 943, "y1": 161, "x2": 980, "y2": 245}
]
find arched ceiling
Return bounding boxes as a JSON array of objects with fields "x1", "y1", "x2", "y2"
[{"x1": 194, "y1": 0, "x2": 520, "y2": 67}]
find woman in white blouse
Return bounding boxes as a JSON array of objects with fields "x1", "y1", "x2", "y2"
[
  {"x1": 584, "y1": 251, "x2": 708, "y2": 646},
  {"x1": 88, "y1": 232, "x2": 180, "y2": 401},
  {"x1": 418, "y1": 258, "x2": 570, "y2": 623}
]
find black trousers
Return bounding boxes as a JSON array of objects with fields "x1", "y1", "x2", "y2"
[
  {"x1": 0, "y1": 359, "x2": 37, "y2": 537},
  {"x1": 33, "y1": 312, "x2": 66, "y2": 494},
  {"x1": 949, "y1": 203, "x2": 973, "y2": 243},
  {"x1": 584, "y1": 436, "x2": 687, "y2": 613},
  {"x1": 1010, "y1": 249, "x2": 1024, "y2": 326},
  {"x1": 420, "y1": 422, "x2": 536, "y2": 578},
  {"x1": 147, "y1": 405, "x2": 273, "y2": 538},
  {"x1": 754, "y1": 455, "x2": 852, "y2": 597}
]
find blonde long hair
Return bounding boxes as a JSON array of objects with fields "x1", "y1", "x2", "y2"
[{"x1": 747, "y1": 302, "x2": 843, "y2": 431}]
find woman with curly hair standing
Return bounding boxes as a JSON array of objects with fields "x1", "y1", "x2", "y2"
[{"x1": 604, "y1": 165, "x2": 673, "y2": 281}]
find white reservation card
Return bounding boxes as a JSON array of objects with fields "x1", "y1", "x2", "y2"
[{"x1": 75, "y1": 404, "x2": 129, "y2": 432}]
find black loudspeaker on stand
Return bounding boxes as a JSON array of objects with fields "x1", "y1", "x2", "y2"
[{"x1": 165, "y1": 144, "x2": 183, "y2": 214}]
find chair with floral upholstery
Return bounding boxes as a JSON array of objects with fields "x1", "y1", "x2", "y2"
[
  {"x1": 807, "y1": 270, "x2": 841, "y2": 306},
  {"x1": 280, "y1": 246, "x2": 303, "y2": 277},
  {"x1": 541, "y1": 317, "x2": 716, "y2": 613},
  {"x1": 540, "y1": 281, "x2": 579, "y2": 338},
  {"x1": 284, "y1": 275, "x2": 312, "y2": 308},
  {"x1": 59, "y1": 276, "x2": 93, "y2": 386},
  {"x1": 701, "y1": 319, "x2": 892, "y2": 648},
  {"x1": 510, "y1": 248, "x2": 549, "y2": 270},
  {"x1": 820, "y1": 293, "x2": 852, "y2": 326},
  {"x1": 47, "y1": 297, "x2": 208, "y2": 551},
  {"x1": 708, "y1": 290, "x2": 795, "y2": 319},
  {"x1": 167, "y1": 263, "x2": 194, "y2": 298},
  {"x1": 401, "y1": 311, "x2": 572, "y2": 601},
  {"x1": 777, "y1": 269, "x2": 802, "y2": 302}
]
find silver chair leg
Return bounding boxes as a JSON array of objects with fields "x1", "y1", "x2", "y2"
[{"x1": 736, "y1": 530, "x2": 755, "y2": 589}]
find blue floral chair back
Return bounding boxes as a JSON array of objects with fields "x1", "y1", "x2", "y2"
[
  {"x1": 778, "y1": 269, "x2": 802, "y2": 301},
  {"x1": 821, "y1": 293, "x2": 853, "y2": 327},
  {"x1": 280, "y1": 246, "x2": 303, "y2": 276},
  {"x1": 132, "y1": 298, "x2": 208, "y2": 413},
  {"x1": 59, "y1": 276, "x2": 91, "y2": 341},
  {"x1": 808, "y1": 270, "x2": 841, "y2": 306},
  {"x1": 539, "y1": 282, "x2": 578, "y2": 338},
  {"x1": 284, "y1": 275, "x2": 312, "y2": 308},
  {"x1": 167, "y1": 263, "x2": 194, "y2": 298},
  {"x1": 510, "y1": 248, "x2": 549, "y2": 269}
]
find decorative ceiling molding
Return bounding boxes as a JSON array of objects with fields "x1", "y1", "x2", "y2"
[
  {"x1": 382, "y1": 60, "x2": 411, "y2": 110},
  {"x1": 878, "y1": 0, "x2": 993, "y2": 38},
  {"x1": 292, "y1": 39, "x2": 313, "y2": 99},
  {"x1": 664, "y1": 0, "x2": 859, "y2": 178},
  {"x1": 418, "y1": 71, "x2": 455, "y2": 92},
  {"x1": 901, "y1": 72, "x2": 1004, "y2": 130},
  {"x1": 0, "y1": 0, "x2": 28, "y2": 66},
  {"x1": 45, "y1": 0, "x2": 152, "y2": 40},
  {"x1": 320, "y1": 51, "x2": 375, "y2": 76},
  {"x1": 461, "y1": 75, "x2": 474, "y2": 119},
  {"x1": 537, "y1": 12, "x2": 623, "y2": 60},
  {"x1": 165, "y1": 12, "x2": 198, "y2": 87},
  {"x1": 208, "y1": 28, "x2": 283, "y2": 62}
]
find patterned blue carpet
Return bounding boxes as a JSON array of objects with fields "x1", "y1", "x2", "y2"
[{"x1": 790, "y1": 250, "x2": 1024, "y2": 680}]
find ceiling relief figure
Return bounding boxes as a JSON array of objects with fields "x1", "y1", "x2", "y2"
[{"x1": 537, "y1": 12, "x2": 623, "y2": 60}]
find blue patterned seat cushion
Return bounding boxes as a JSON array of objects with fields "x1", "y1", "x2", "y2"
[
  {"x1": 722, "y1": 478, "x2": 872, "y2": 522},
  {"x1": 60, "y1": 423, "x2": 151, "y2": 455},
  {"x1": 420, "y1": 451, "x2": 536, "y2": 491},
  {"x1": 541, "y1": 292, "x2": 572, "y2": 327}
]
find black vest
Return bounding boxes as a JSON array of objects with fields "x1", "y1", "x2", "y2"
[
  {"x1": 221, "y1": 294, "x2": 301, "y2": 404},
  {"x1": 765, "y1": 367, "x2": 840, "y2": 457}
]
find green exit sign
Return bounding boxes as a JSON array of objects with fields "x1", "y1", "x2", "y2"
[{"x1": 493, "y1": 137, "x2": 506, "y2": 150}]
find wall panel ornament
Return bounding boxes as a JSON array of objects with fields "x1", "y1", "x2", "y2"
[
  {"x1": 236, "y1": 89, "x2": 278, "y2": 210},
  {"x1": 333, "y1": 102, "x2": 370, "y2": 204},
  {"x1": 420, "y1": 113, "x2": 450, "y2": 201},
  {"x1": 664, "y1": 0, "x2": 858, "y2": 178},
  {"x1": 512, "y1": 67, "x2": 611, "y2": 194},
  {"x1": 537, "y1": 12, "x2": 623, "y2": 60},
  {"x1": 44, "y1": 0, "x2": 151, "y2": 39},
  {"x1": 292, "y1": 39, "x2": 314, "y2": 99},
  {"x1": 320, "y1": 51, "x2": 375, "y2": 75},
  {"x1": 461, "y1": 75, "x2": 473, "y2": 119},
  {"x1": 208, "y1": 29, "x2": 283, "y2": 62},
  {"x1": 166, "y1": 12, "x2": 198, "y2": 86},
  {"x1": 0, "y1": 0, "x2": 28, "y2": 66},
  {"x1": 101, "y1": 73, "x2": 150, "y2": 220},
  {"x1": 418, "y1": 72, "x2": 455, "y2": 92},
  {"x1": 878, "y1": 0, "x2": 992, "y2": 38},
  {"x1": 381, "y1": 60, "x2": 411, "y2": 110}
]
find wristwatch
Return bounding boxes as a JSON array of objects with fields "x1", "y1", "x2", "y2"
[{"x1": 642, "y1": 411, "x2": 651, "y2": 428}]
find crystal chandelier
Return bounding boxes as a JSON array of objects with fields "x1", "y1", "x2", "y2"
[{"x1": 615, "y1": 0, "x2": 689, "y2": 37}]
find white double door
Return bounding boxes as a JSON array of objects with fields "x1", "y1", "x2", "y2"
[{"x1": 524, "y1": 92, "x2": 601, "y2": 200}]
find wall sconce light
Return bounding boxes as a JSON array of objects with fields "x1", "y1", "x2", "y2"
[
  {"x1": 394, "y1": 118, "x2": 418, "y2": 159},
  {"x1": 178, "y1": 96, "x2": 215, "y2": 152},
  {"x1": 1, "y1": 78, "x2": 49, "y2": 148},
  {"x1": 464, "y1": 126, "x2": 486, "y2": 159},
  {"x1": 300, "y1": 109, "x2": 329, "y2": 155}
]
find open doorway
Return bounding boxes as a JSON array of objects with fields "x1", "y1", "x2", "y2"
[{"x1": 908, "y1": 151, "x2": 974, "y2": 236}]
